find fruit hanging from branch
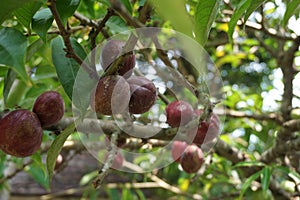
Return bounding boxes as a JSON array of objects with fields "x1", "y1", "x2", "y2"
[
  {"x1": 92, "y1": 75, "x2": 131, "y2": 115},
  {"x1": 188, "y1": 109, "x2": 220, "y2": 145},
  {"x1": 179, "y1": 144, "x2": 204, "y2": 174},
  {"x1": 165, "y1": 100, "x2": 194, "y2": 127},
  {"x1": 127, "y1": 76, "x2": 157, "y2": 114},
  {"x1": 0, "y1": 109, "x2": 43, "y2": 157},
  {"x1": 32, "y1": 91, "x2": 65, "y2": 128},
  {"x1": 101, "y1": 39, "x2": 136, "y2": 78}
]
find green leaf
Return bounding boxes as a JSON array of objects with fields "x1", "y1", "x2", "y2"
[
  {"x1": 283, "y1": 0, "x2": 300, "y2": 27},
  {"x1": 46, "y1": 123, "x2": 75, "y2": 181},
  {"x1": 261, "y1": 167, "x2": 272, "y2": 192},
  {"x1": 194, "y1": 0, "x2": 221, "y2": 46},
  {"x1": 13, "y1": 1, "x2": 43, "y2": 31},
  {"x1": 56, "y1": 0, "x2": 80, "y2": 25},
  {"x1": 233, "y1": 161, "x2": 265, "y2": 168},
  {"x1": 148, "y1": 0, "x2": 193, "y2": 38},
  {"x1": 26, "y1": 161, "x2": 50, "y2": 191},
  {"x1": 3, "y1": 69, "x2": 17, "y2": 104},
  {"x1": 228, "y1": 0, "x2": 252, "y2": 44},
  {"x1": 32, "y1": 8, "x2": 54, "y2": 42},
  {"x1": 120, "y1": 0, "x2": 132, "y2": 14},
  {"x1": 244, "y1": 0, "x2": 266, "y2": 23},
  {"x1": 106, "y1": 16, "x2": 129, "y2": 34},
  {"x1": 0, "y1": 28, "x2": 30, "y2": 85},
  {"x1": 0, "y1": 0, "x2": 35, "y2": 24},
  {"x1": 239, "y1": 170, "x2": 262, "y2": 199},
  {"x1": 51, "y1": 36, "x2": 88, "y2": 100}
]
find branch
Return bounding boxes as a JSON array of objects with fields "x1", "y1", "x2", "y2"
[
  {"x1": 48, "y1": 0, "x2": 98, "y2": 80},
  {"x1": 279, "y1": 36, "x2": 300, "y2": 121},
  {"x1": 217, "y1": 109, "x2": 284, "y2": 124},
  {"x1": 260, "y1": 137, "x2": 300, "y2": 164}
]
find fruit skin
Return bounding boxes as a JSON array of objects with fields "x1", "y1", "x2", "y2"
[
  {"x1": 92, "y1": 75, "x2": 130, "y2": 115},
  {"x1": 165, "y1": 100, "x2": 194, "y2": 127},
  {"x1": 127, "y1": 76, "x2": 157, "y2": 114},
  {"x1": 105, "y1": 151, "x2": 124, "y2": 169},
  {"x1": 171, "y1": 141, "x2": 188, "y2": 163},
  {"x1": 0, "y1": 109, "x2": 43, "y2": 157},
  {"x1": 101, "y1": 40, "x2": 136, "y2": 78},
  {"x1": 188, "y1": 109, "x2": 220, "y2": 145},
  {"x1": 33, "y1": 91, "x2": 64, "y2": 127},
  {"x1": 179, "y1": 144, "x2": 204, "y2": 174}
]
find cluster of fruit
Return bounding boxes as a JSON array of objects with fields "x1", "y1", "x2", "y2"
[
  {"x1": 166, "y1": 100, "x2": 220, "y2": 173},
  {"x1": 92, "y1": 40, "x2": 157, "y2": 115},
  {"x1": 0, "y1": 91, "x2": 64, "y2": 157}
]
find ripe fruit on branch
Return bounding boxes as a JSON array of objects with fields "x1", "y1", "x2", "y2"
[
  {"x1": 179, "y1": 144, "x2": 204, "y2": 174},
  {"x1": 127, "y1": 76, "x2": 157, "y2": 114},
  {"x1": 165, "y1": 100, "x2": 194, "y2": 127},
  {"x1": 171, "y1": 141, "x2": 188, "y2": 162},
  {"x1": 101, "y1": 39, "x2": 136, "y2": 78},
  {"x1": 33, "y1": 91, "x2": 64, "y2": 127},
  {"x1": 188, "y1": 109, "x2": 220, "y2": 145},
  {"x1": 0, "y1": 109, "x2": 43, "y2": 157},
  {"x1": 92, "y1": 75, "x2": 130, "y2": 115},
  {"x1": 105, "y1": 151, "x2": 124, "y2": 169}
]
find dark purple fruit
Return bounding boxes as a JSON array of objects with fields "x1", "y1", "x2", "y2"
[
  {"x1": 0, "y1": 109, "x2": 43, "y2": 157},
  {"x1": 101, "y1": 40, "x2": 136, "y2": 78},
  {"x1": 33, "y1": 91, "x2": 64, "y2": 127},
  {"x1": 180, "y1": 144, "x2": 204, "y2": 174},
  {"x1": 187, "y1": 109, "x2": 220, "y2": 145},
  {"x1": 165, "y1": 100, "x2": 194, "y2": 127},
  {"x1": 127, "y1": 76, "x2": 156, "y2": 114},
  {"x1": 92, "y1": 75, "x2": 130, "y2": 115},
  {"x1": 171, "y1": 141, "x2": 188, "y2": 163}
]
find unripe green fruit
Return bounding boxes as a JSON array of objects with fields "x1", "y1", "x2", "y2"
[
  {"x1": 33, "y1": 91, "x2": 64, "y2": 127},
  {"x1": 0, "y1": 109, "x2": 43, "y2": 157},
  {"x1": 179, "y1": 144, "x2": 204, "y2": 174},
  {"x1": 127, "y1": 76, "x2": 157, "y2": 114},
  {"x1": 92, "y1": 75, "x2": 130, "y2": 115}
]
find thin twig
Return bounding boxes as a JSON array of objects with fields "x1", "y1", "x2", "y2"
[{"x1": 48, "y1": 0, "x2": 99, "y2": 80}]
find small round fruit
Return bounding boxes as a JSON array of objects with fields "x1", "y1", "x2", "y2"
[
  {"x1": 33, "y1": 91, "x2": 64, "y2": 127},
  {"x1": 101, "y1": 39, "x2": 136, "y2": 78},
  {"x1": 180, "y1": 144, "x2": 204, "y2": 174},
  {"x1": 92, "y1": 75, "x2": 130, "y2": 115},
  {"x1": 188, "y1": 109, "x2": 220, "y2": 145},
  {"x1": 171, "y1": 141, "x2": 188, "y2": 162},
  {"x1": 166, "y1": 100, "x2": 194, "y2": 127},
  {"x1": 0, "y1": 109, "x2": 43, "y2": 157},
  {"x1": 127, "y1": 76, "x2": 156, "y2": 114},
  {"x1": 105, "y1": 151, "x2": 124, "y2": 169}
]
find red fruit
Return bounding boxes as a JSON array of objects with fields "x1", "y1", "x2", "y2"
[
  {"x1": 101, "y1": 40, "x2": 136, "y2": 78},
  {"x1": 33, "y1": 91, "x2": 64, "y2": 127},
  {"x1": 188, "y1": 109, "x2": 220, "y2": 145},
  {"x1": 165, "y1": 100, "x2": 194, "y2": 127},
  {"x1": 180, "y1": 144, "x2": 204, "y2": 173},
  {"x1": 171, "y1": 141, "x2": 188, "y2": 162},
  {"x1": 92, "y1": 75, "x2": 130, "y2": 115},
  {"x1": 105, "y1": 151, "x2": 124, "y2": 169},
  {"x1": 0, "y1": 110, "x2": 43, "y2": 157},
  {"x1": 127, "y1": 76, "x2": 157, "y2": 114}
]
